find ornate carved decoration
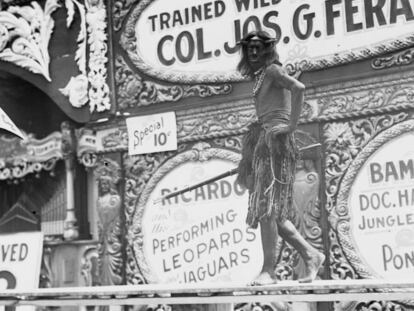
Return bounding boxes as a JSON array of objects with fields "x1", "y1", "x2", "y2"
[
  {"x1": 81, "y1": 245, "x2": 100, "y2": 286},
  {"x1": 60, "y1": 0, "x2": 88, "y2": 109},
  {"x1": 59, "y1": 0, "x2": 88, "y2": 108},
  {"x1": 115, "y1": 56, "x2": 232, "y2": 109},
  {"x1": 0, "y1": 131, "x2": 62, "y2": 181},
  {"x1": 323, "y1": 113, "x2": 409, "y2": 278},
  {"x1": 123, "y1": 149, "x2": 175, "y2": 284},
  {"x1": 235, "y1": 302, "x2": 291, "y2": 311},
  {"x1": 60, "y1": 0, "x2": 110, "y2": 112},
  {"x1": 76, "y1": 127, "x2": 98, "y2": 167},
  {"x1": 285, "y1": 33, "x2": 414, "y2": 76},
  {"x1": 86, "y1": 0, "x2": 110, "y2": 112},
  {"x1": 372, "y1": 48, "x2": 414, "y2": 70},
  {"x1": 112, "y1": 0, "x2": 138, "y2": 32},
  {"x1": 60, "y1": 74, "x2": 89, "y2": 108},
  {"x1": 94, "y1": 158, "x2": 123, "y2": 285},
  {"x1": 177, "y1": 103, "x2": 255, "y2": 142},
  {"x1": 354, "y1": 301, "x2": 405, "y2": 311},
  {"x1": 306, "y1": 81, "x2": 414, "y2": 122},
  {"x1": 0, "y1": 0, "x2": 60, "y2": 81},
  {"x1": 39, "y1": 246, "x2": 53, "y2": 288}
]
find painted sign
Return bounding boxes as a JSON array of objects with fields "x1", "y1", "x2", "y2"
[
  {"x1": 348, "y1": 131, "x2": 414, "y2": 280},
  {"x1": 123, "y1": 0, "x2": 414, "y2": 82},
  {"x1": 141, "y1": 158, "x2": 262, "y2": 284},
  {"x1": 126, "y1": 112, "x2": 177, "y2": 155},
  {"x1": 0, "y1": 232, "x2": 43, "y2": 290}
]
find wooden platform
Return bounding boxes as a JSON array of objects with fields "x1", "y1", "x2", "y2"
[{"x1": 0, "y1": 280, "x2": 413, "y2": 306}]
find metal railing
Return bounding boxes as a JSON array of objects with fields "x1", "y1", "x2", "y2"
[{"x1": 0, "y1": 280, "x2": 413, "y2": 306}]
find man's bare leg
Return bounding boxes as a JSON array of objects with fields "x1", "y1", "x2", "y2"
[
  {"x1": 251, "y1": 216, "x2": 278, "y2": 285},
  {"x1": 278, "y1": 220, "x2": 325, "y2": 283}
]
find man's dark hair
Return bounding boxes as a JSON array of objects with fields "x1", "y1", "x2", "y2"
[{"x1": 237, "y1": 30, "x2": 280, "y2": 78}]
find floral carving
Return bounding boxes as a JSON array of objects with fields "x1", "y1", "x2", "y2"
[
  {"x1": 86, "y1": 0, "x2": 110, "y2": 112},
  {"x1": 0, "y1": 0, "x2": 60, "y2": 81},
  {"x1": 60, "y1": 0, "x2": 110, "y2": 112},
  {"x1": 112, "y1": 0, "x2": 138, "y2": 31},
  {"x1": 60, "y1": 74, "x2": 89, "y2": 108},
  {"x1": 115, "y1": 56, "x2": 232, "y2": 109}
]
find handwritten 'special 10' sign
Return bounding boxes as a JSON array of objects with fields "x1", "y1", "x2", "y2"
[{"x1": 122, "y1": 0, "x2": 414, "y2": 83}]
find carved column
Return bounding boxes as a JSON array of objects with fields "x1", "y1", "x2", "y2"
[{"x1": 62, "y1": 122, "x2": 79, "y2": 240}]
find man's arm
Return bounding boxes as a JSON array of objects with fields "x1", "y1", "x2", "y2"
[{"x1": 268, "y1": 64, "x2": 305, "y2": 131}]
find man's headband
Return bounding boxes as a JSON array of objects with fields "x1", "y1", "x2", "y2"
[{"x1": 237, "y1": 35, "x2": 277, "y2": 46}]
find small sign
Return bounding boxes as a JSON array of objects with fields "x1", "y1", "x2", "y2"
[
  {"x1": 0, "y1": 232, "x2": 43, "y2": 290},
  {"x1": 126, "y1": 112, "x2": 177, "y2": 155}
]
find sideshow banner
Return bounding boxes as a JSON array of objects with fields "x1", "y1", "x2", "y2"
[
  {"x1": 348, "y1": 130, "x2": 414, "y2": 280},
  {"x1": 122, "y1": 0, "x2": 414, "y2": 82},
  {"x1": 132, "y1": 145, "x2": 263, "y2": 284}
]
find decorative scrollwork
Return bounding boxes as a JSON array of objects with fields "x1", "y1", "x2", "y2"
[
  {"x1": 123, "y1": 150, "x2": 174, "y2": 284},
  {"x1": 112, "y1": 0, "x2": 138, "y2": 32},
  {"x1": 372, "y1": 48, "x2": 414, "y2": 70},
  {"x1": 115, "y1": 56, "x2": 232, "y2": 109},
  {"x1": 81, "y1": 245, "x2": 100, "y2": 286},
  {"x1": 235, "y1": 302, "x2": 291, "y2": 311},
  {"x1": 0, "y1": 0, "x2": 60, "y2": 81},
  {"x1": 324, "y1": 113, "x2": 408, "y2": 216},
  {"x1": 39, "y1": 246, "x2": 53, "y2": 288},
  {"x1": 286, "y1": 33, "x2": 414, "y2": 76},
  {"x1": 306, "y1": 82, "x2": 414, "y2": 122},
  {"x1": 354, "y1": 301, "x2": 405, "y2": 311}
]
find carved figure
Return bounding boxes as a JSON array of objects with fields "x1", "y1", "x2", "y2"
[
  {"x1": 95, "y1": 160, "x2": 122, "y2": 285},
  {"x1": 236, "y1": 31, "x2": 325, "y2": 284}
]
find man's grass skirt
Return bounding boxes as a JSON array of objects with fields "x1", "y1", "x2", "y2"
[{"x1": 237, "y1": 122, "x2": 299, "y2": 228}]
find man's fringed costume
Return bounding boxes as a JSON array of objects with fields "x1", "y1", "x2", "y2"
[{"x1": 237, "y1": 120, "x2": 299, "y2": 229}]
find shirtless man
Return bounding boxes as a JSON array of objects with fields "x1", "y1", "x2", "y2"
[{"x1": 236, "y1": 30, "x2": 325, "y2": 285}]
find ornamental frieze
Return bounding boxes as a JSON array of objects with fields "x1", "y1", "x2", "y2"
[
  {"x1": 372, "y1": 47, "x2": 414, "y2": 70},
  {"x1": 76, "y1": 99, "x2": 256, "y2": 159},
  {"x1": 115, "y1": 56, "x2": 232, "y2": 110},
  {"x1": 0, "y1": 131, "x2": 63, "y2": 181},
  {"x1": 306, "y1": 77, "x2": 414, "y2": 121},
  {"x1": 0, "y1": 0, "x2": 60, "y2": 81}
]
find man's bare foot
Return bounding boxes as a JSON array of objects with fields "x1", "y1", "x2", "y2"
[
  {"x1": 250, "y1": 271, "x2": 278, "y2": 285},
  {"x1": 298, "y1": 252, "x2": 325, "y2": 283}
]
